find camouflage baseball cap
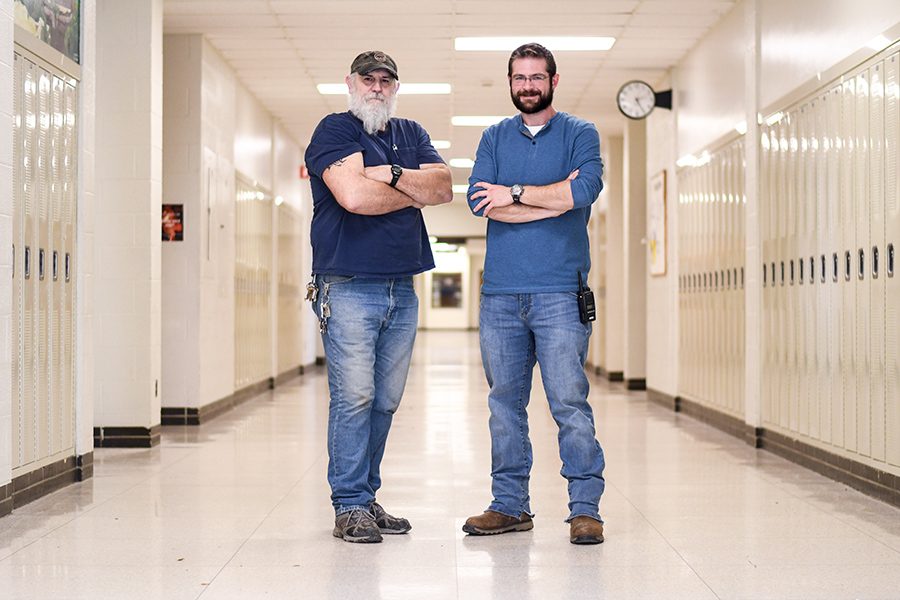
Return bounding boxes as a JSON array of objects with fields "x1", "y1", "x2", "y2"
[{"x1": 350, "y1": 50, "x2": 399, "y2": 79}]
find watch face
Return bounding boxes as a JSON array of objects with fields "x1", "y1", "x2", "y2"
[{"x1": 616, "y1": 80, "x2": 656, "y2": 120}]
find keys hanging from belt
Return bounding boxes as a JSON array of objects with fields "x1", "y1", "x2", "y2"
[{"x1": 305, "y1": 281, "x2": 318, "y2": 302}]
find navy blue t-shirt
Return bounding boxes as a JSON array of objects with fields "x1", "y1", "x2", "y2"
[{"x1": 304, "y1": 112, "x2": 444, "y2": 277}]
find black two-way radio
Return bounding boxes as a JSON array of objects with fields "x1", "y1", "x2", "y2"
[{"x1": 577, "y1": 271, "x2": 596, "y2": 324}]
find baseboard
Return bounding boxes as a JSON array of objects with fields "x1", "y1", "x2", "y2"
[
  {"x1": 161, "y1": 377, "x2": 276, "y2": 426},
  {"x1": 676, "y1": 396, "x2": 756, "y2": 444},
  {"x1": 93, "y1": 425, "x2": 161, "y2": 448},
  {"x1": 625, "y1": 378, "x2": 646, "y2": 390},
  {"x1": 274, "y1": 365, "x2": 303, "y2": 387},
  {"x1": 759, "y1": 429, "x2": 900, "y2": 507},
  {"x1": 595, "y1": 367, "x2": 624, "y2": 382},
  {"x1": 646, "y1": 387, "x2": 678, "y2": 411},
  {"x1": 6, "y1": 452, "x2": 93, "y2": 513}
]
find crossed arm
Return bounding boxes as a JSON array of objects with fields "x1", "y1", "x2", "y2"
[
  {"x1": 470, "y1": 170, "x2": 580, "y2": 223},
  {"x1": 323, "y1": 152, "x2": 452, "y2": 215}
]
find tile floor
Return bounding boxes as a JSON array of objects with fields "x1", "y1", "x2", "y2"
[{"x1": 1, "y1": 331, "x2": 900, "y2": 599}]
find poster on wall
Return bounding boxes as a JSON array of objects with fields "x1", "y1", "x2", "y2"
[
  {"x1": 162, "y1": 204, "x2": 184, "y2": 242},
  {"x1": 14, "y1": 0, "x2": 81, "y2": 64},
  {"x1": 648, "y1": 170, "x2": 667, "y2": 276}
]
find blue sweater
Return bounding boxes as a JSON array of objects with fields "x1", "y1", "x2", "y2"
[{"x1": 467, "y1": 112, "x2": 603, "y2": 294}]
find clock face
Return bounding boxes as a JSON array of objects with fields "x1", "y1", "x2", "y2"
[{"x1": 617, "y1": 80, "x2": 656, "y2": 120}]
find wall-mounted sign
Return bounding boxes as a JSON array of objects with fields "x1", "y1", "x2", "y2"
[
  {"x1": 648, "y1": 170, "x2": 667, "y2": 276},
  {"x1": 14, "y1": 0, "x2": 81, "y2": 64},
  {"x1": 162, "y1": 204, "x2": 184, "y2": 241}
]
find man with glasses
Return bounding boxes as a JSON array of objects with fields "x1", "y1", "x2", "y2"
[
  {"x1": 305, "y1": 51, "x2": 452, "y2": 543},
  {"x1": 463, "y1": 43, "x2": 607, "y2": 544}
]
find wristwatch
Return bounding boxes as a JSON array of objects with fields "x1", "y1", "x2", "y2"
[
  {"x1": 389, "y1": 164, "x2": 403, "y2": 187},
  {"x1": 510, "y1": 184, "x2": 524, "y2": 204}
]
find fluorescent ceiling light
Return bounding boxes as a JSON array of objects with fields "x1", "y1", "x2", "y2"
[
  {"x1": 867, "y1": 34, "x2": 891, "y2": 51},
  {"x1": 765, "y1": 111, "x2": 784, "y2": 126},
  {"x1": 455, "y1": 37, "x2": 615, "y2": 51},
  {"x1": 452, "y1": 184, "x2": 469, "y2": 194},
  {"x1": 431, "y1": 140, "x2": 451, "y2": 149},
  {"x1": 734, "y1": 121, "x2": 747, "y2": 135},
  {"x1": 449, "y1": 158, "x2": 475, "y2": 168},
  {"x1": 452, "y1": 115, "x2": 508, "y2": 127},
  {"x1": 317, "y1": 83, "x2": 451, "y2": 95}
]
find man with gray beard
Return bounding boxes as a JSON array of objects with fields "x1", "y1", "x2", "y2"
[{"x1": 304, "y1": 51, "x2": 452, "y2": 543}]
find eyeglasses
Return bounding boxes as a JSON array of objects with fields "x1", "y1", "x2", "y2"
[
  {"x1": 359, "y1": 74, "x2": 396, "y2": 88},
  {"x1": 511, "y1": 74, "x2": 549, "y2": 84}
]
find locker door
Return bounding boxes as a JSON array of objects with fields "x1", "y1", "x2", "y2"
[
  {"x1": 61, "y1": 80, "x2": 76, "y2": 452},
  {"x1": 868, "y1": 62, "x2": 886, "y2": 462},
  {"x1": 761, "y1": 127, "x2": 773, "y2": 422},
  {"x1": 20, "y1": 58, "x2": 38, "y2": 468},
  {"x1": 12, "y1": 54, "x2": 23, "y2": 468},
  {"x1": 36, "y1": 67, "x2": 52, "y2": 461},
  {"x1": 796, "y1": 106, "x2": 809, "y2": 436},
  {"x1": 840, "y1": 76, "x2": 857, "y2": 452},
  {"x1": 828, "y1": 84, "x2": 844, "y2": 447},
  {"x1": 854, "y1": 69, "x2": 870, "y2": 456},
  {"x1": 804, "y1": 101, "x2": 819, "y2": 440},
  {"x1": 884, "y1": 51, "x2": 900, "y2": 467},
  {"x1": 737, "y1": 140, "x2": 746, "y2": 413},
  {"x1": 776, "y1": 118, "x2": 789, "y2": 428},
  {"x1": 50, "y1": 74, "x2": 63, "y2": 455},
  {"x1": 816, "y1": 92, "x2": 832, "y2": 444},
  {"x1": 787, "y1": 111, "x2": 799, "y2": 432}
]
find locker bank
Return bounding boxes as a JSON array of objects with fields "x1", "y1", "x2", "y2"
[{"x1": 1, "y1": 1, "x2": 900, "y2": 598}]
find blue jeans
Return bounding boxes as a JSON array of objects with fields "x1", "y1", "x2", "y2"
[
  {"x1": 479, "y1": 292, "x2": 605, "y2": 523},
  {"x1": 313, "y1": 275, "x2": 419, "y2": 516}
]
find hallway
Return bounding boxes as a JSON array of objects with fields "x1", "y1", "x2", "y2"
[{"x1": 1, "y1": 330, "x2": 899, "y2": 599}]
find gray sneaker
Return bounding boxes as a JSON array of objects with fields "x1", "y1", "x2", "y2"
[
  {"x1": 370, "y1": 502, "x2": 412, "y2": 534},
  {"x1": 333, "y1": 508, "x2": 383, "y2": 543}
]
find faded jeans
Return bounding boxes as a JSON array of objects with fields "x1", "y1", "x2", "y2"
[
  {"x1": 313, "y1": 274, "x2": 418, "y2": 516},
  {"x1": 479, "y1": 292, "x2": 606, "y2": 522}
]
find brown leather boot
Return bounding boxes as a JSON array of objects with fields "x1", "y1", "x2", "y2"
[
  {"x1": 569, "y1": 516, "x2": 604, "y2": 545},
  {"x1": 462, "y1": 510, "x2": 533, "y2": 535}
]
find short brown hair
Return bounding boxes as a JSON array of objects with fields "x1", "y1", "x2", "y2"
[{"x1": 508, "y1": 43, "x2": 557, "y2": 78}]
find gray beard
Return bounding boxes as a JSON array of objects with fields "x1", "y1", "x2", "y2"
[{"x1": 348, "y1": 92, "x2": 396, "y2": 134}]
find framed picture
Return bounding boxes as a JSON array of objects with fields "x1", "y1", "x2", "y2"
[
  {"x1": 648, "y1": 170, "x2": 667, "y2": 276},
  {"x1": 162, "y1": 204, "x2": 184, "y2": 241}
]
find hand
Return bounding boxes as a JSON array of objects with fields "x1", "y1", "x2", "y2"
[{"x1": 471, "y1": 182, "x2": 515, "y2": 216}]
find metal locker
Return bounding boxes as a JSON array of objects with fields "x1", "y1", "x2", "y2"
[
  {"x1": 854, "y1": 69, "x2": 870, "y2": 456},
  {"x1": 796, "y1": 106, "x2": 809, "y2": 436},
  {"x1": 804, "y1": 101, "x2": 819, "y2": 440},
  {"x1": 828, "y1": 84, "x2": 844, "y2": 447},
  {"x1": 868, "y1": 61, "x2": 886, "y2": 462},
  {"x1": 885, "y1": 51, "x2": 900, "y2": 467},
  {"x1": 761, "y1": 127, "x2": 774, "y2": 422},
  {"x1": 50, "y1": 74, "x2": 63, "y2": 455},
  {"x1": 36, "y1": 67, "x2": 52, "y2": 461},
  {"x1": 21, "y1": 57, "x2": 38, "y2": 468},
  {"x1": 62, "y1": 80, "x2": 76, "y2": 452},
  {"x1": 12, "y1": 53, "x2": 23, "y2": 469},
  {"x1": 840, "y1": 75, "x2": 857, "y2": 452},
  {"x1": 816, "y1": 92, "x2": 832, "y2": 444},
  {"x1": 786, "y1": 112, "x2": 799, "y2": 431}
]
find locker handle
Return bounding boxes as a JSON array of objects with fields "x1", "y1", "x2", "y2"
[
  {"x1": 780, "y1": 261, "x2": 785, "y2": 286},
  {"x1": 727, "y1": 269, "x2": 731, "y2": 289},
  {"x1": 889, "y1": 244, "x2": 895, "y2": 278},
  {"x1": 741, "y1": 267, "x2": 744, "y2": 289},
  {"x1": 789, "y1": 260, "x2": 795, "y2": 286},
  {"x1": 52, "y1": 250, "x2": 59, "y2": 281},
  {"x1": 65, "y1": 252, "x2": 71, "y2": 283},
  {"x1": 715, "y1": 271, "x2": 719, "y2": 291},
  {"x1": 771, "y1": 263, "x2": 776, "y2": 287},
  {"x1": 39, "y1": 248, "x2": 45, "y2": 281},
  {"x1": 11, "y1": 245, "x2": 13, "y2": 279},
  {"x1": 820, "y1": 255, "x2": 826, "y2": 284},
  {"x1": 809, "y1": 257, "x2": 815, "y2": 285},
  {"x1": 799, "y1": 258, "x2": 804, "y2": 285},
  {"x1": 844, "y1": 251, "x2": 851, "y2": 282},
  {"x1": 763, "y1": 263, "x2": 766, "y2": 287},
  {"x1": 858, "y1": 248, "x2": 865, "y2": 281},
  {"x1": 24, "y1": 246, "x2": 31, "y2": 280},
  {"x1": 872, "y1": 246, "x2": 879, "y2": 280}
]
